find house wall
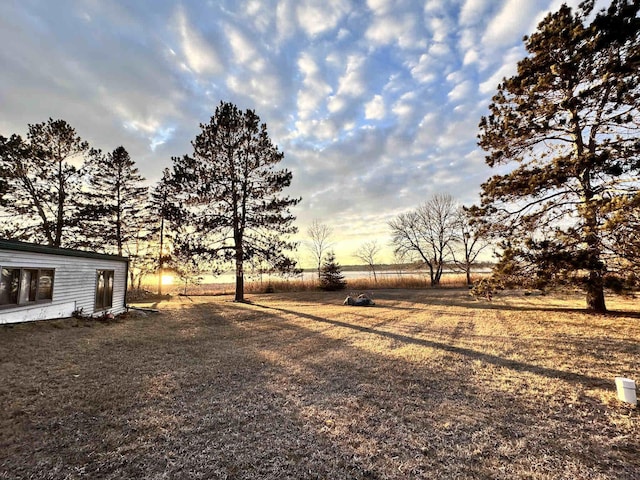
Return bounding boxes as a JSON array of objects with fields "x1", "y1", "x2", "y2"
[{"x1": 0, "y1": 248, "x2": 128, "y2": 324}]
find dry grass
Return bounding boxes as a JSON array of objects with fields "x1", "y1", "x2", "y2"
[
  {"x1": 1, "y1": 289, "x2": 638, "y2": 479},
  {"x1": 155, "y1": 272, "x2": 481, "y2": 296}
]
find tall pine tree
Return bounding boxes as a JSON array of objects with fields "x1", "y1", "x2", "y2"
[
  {"x1": 172, "y1": 101, "x2": 300, "y2": 302},
  {"x1": 472, "y1": 0, "x2": 640, "y2": 312},
  {"x1": 82, "y1": 146, "x2": 149, "y2": 256},
  {"x1": 0, "y1": 119, "x2": 90, "y2": 247}
]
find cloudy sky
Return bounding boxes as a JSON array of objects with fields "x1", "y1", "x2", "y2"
[{"x1": 0, "y1": 0, "x2": 602, "y2": 266}]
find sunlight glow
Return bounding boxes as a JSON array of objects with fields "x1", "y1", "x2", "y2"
[{"x1": 161, "y1": 274, "x2": 175, "y2": 286}]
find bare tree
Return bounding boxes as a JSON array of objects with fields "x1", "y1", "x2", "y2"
[
  {"x1": 450, "y1": 207, "x2": 490, "y2": 286},
  {"x1": 354, "y1": 240, "x2": 382, "y2": 283},
  {"x1": 389, "y1": 194, "x2": 458, "y2": 286},
  {"x1": 307, "y1": 220, "x2": 333, "y2": 279}
]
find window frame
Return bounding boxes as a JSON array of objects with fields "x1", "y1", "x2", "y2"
[{"x1": 0, "y1": 267, "x2": 55, "y2": 308}]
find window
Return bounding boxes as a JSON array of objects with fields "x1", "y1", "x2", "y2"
[
  {"x1": 0, "y1": 268, "x2": 54, "y2": 306},
  {"x1": 95, "y1": 270, "x2": 114, "y2": 311}
]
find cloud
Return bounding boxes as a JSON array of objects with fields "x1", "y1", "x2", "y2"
[
  {"x1": 0, "y1": 0, "x2": 580, "y2": 263},
  {"x1": 364, "y1": 95, "x2": 385, "y2": 120},
  {"x1": 459, "y1": 0, "x2": 492, "y2": 26},
  {"x1": 296, "y1": 0, "x2": 350, "y2": 37},
  {"x1": 481, "y1": 0, "x2": 541, "y2": 48},
  {"x1": 448, "y1": 80, "x2": 475, "y2": 103},
  {"x1": 174, "y1": 5, "x2": 222, "y2": 75}
]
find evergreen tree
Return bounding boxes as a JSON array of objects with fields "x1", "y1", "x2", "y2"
[
  {"x1": 0, "y1": 119, "x2": 90, "y2": 247},
  {"x1": 319, "y1": 251, "x2": 347, "y2": 291},
  {"x1": 171, "y1": 101, "x2": 300, "y2": 302},
  {"x1": 81, "y1": 146, "x2": 149, "y2": 256},
  {"x1": 471, "y1": 0, "x2": 640, "y2": 312}
]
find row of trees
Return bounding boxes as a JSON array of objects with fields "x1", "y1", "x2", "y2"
[
  {"x1": 0, "y1": 103, "x2": 300, "y2": 302},
  {"x1": 307, "y1": 194, "x2": 488, "y2": 288},
  {"x1": 1, "y1": 1, "x2": 636, "y2": 313},
  {"x1": 0, "y1": 119, "x2": 152, "y2": 287}
]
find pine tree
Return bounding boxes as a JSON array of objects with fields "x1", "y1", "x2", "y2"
[
  {"x1": 81, "y1": 146, "x2": 149, "y2": 256},
  {"x1": 0, "y1": 119, "x2": 90, "y2": 247},
  {"x1": 171, "y1": 101, "x2": 300, "y2": 302},
  {"x1": 319, "y1": 251, "x2": 347, "y2": 291},
  {"x1": 472, "y1": 0, "x2": 640, "y2": 312}
]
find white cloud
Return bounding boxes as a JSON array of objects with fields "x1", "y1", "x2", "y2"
[
  {"x1": 448, "y1": 80, "x2": 474, "y2": 103},
  {"x1": 334, "y1": 55, "x2": 367, "y2": 97},
  {"x1": 296, "y1": 52, "x2": 332, "y2": 119},
  {"x1": 459, "y1": 0, "x2": 491, "y2": 26},
  {"x1": 364, "y1": 94, "x2": 385, "y2": 120},
  {"x1": 296, "y1": 0, "x2": 350, "y2": 37},
  {"x1": 366, "y1": 14, "x2": 417, "y2": 47},
  {"x1": 225, "y1": 25, "x2": 259, "y2": 66},
  {"x1": 481, "y1": 0, "x2": 540, "y2": 48},
  {"x1": 174, "y1": 6, "x2": 222, "y2": 75},
  {"x1": 478, "y1": 46, "x2": 522, "y2": 94},
  {"x1": 391, "y1": 92, "x2": 417, "y2": 124},
  {"x1": 408, "y1": 54, "x2": 438, "y2": 84}
]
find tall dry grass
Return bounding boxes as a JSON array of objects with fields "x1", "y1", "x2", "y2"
[{"x1": 136, "y1": 272, "x2": 487, "y2": 296}]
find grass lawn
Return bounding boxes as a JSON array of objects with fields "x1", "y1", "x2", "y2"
[{"x1": 1, "y1": 289, "x2": 639, "y2": 479}]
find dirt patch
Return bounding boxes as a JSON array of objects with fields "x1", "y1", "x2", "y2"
[{"x1": 1, "y1": 289, "x2": 638, "y2": 479}]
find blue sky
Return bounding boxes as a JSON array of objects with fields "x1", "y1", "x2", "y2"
[{"x1": 0, "y1": 0, "x2": 602, "y2": 266}]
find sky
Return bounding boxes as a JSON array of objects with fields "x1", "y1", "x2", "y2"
[{"x1": 0, "y1": 0, "x2": 603, "y2": 267}]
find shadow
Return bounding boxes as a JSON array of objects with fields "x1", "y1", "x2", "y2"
[{"x1": 256, "y1": 303, "x2": 611, "y2": 389}]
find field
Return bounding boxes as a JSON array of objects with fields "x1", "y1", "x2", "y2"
[{"x1": 1, "y1": 288, "x2": 639, "y2": 479}]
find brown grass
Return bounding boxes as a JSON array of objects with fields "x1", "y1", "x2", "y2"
[
  {"x1": 154, "y1": 272, "x2": 482, "y2": 296},
  {"x1": 1, "y1": 289, "x2": 638, "y2": 479}
]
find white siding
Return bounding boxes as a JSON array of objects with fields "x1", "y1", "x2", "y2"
[{"x1": 0, "y1": 248, "x2": 128, "y2": 324}]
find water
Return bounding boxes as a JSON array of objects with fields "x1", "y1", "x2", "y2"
[{"x1": 195, "y1": 269, "x2": 467, "y2": 285}]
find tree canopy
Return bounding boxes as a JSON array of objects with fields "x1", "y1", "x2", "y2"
[
  {"x1": 472, "y1": 0, "x2": 640, "y2": 312},
  {"x1": 171, "y1": 101, "x2": 300, "y2": 302},
  {"x1": 0, "y1": 119, "x2": 90, "y2": 247},
  {"x1": 81, "y1": 146, "x2": 149, "y2": 256}
]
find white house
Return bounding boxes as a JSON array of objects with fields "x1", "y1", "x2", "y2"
[{"x1": 0, "y1": 239, "x2": 128, "y2": 324}]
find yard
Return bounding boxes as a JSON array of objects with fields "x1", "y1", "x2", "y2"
[{"x1": 1, "y1": 289, "x2": 639, "y2": 479}]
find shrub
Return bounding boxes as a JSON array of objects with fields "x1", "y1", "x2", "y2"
[{"x1": 319, "y1": 252, "x2": 347, "y2": 291}]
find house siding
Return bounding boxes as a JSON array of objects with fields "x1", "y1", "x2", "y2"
[{"x1": 0, "y1": 245, "x2": 128, "y2": 324}]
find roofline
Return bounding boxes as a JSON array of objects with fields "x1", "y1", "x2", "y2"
[{"x1": 0, "y1": 239, "x2": 129, "y2": 262}]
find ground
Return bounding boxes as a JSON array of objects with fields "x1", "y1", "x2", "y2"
[{"x1": 1, "y1": 289, "x2": 638, "y2": 479}]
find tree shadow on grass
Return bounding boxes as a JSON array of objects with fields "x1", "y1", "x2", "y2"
[
  {"x1": 370, "y1": 289, "x2": 640, "y2": 318},
  {"x1": 255, "y1": 303, "x2": 611, "y2": 389}
]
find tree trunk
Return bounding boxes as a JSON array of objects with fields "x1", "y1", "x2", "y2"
[
  {"x1": 586, "y1": 270, "x2": 606, "y2": 313},
  {"x1": 235, "y1": 247, "x2": 244, "y2": 302},
  {"x1": 157, "y1": 216, "x2": 164, "y2": 295}
]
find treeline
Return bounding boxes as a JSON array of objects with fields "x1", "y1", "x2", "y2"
[
  {"x1": 0, "y1": 119, "x2": 154, "y2": 289},
  {"x1": 0, "y1": 102, "x2": 300, "y2": 302}
]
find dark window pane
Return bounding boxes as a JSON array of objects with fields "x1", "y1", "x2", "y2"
[
  {"x1": 105, "y1": 271, "x2": 113, "y2": 308},
  {"x1": 0, "y1": 268, "x2": 19, "y2": 305},
  {"x1": 96, "y1": 270, "x2": 105, "y2": 310}
]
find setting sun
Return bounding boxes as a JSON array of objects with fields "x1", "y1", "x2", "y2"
[{"x1": 161, "y1": 274, "x2": 174, "y2": 286}]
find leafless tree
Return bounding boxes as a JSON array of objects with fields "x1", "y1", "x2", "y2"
[
  {"x1": 450, "y1": 207, "x2": 490, "y2": 285},
  {"x1": 307, "y1": 220, "x2": 333, "y2": 278},
  {"x1": 354, "y1": 240, "x2": 382, "y2": 283},
  {"x1": 389, "y1": 194, "x2": 458, "y2": 286}
]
